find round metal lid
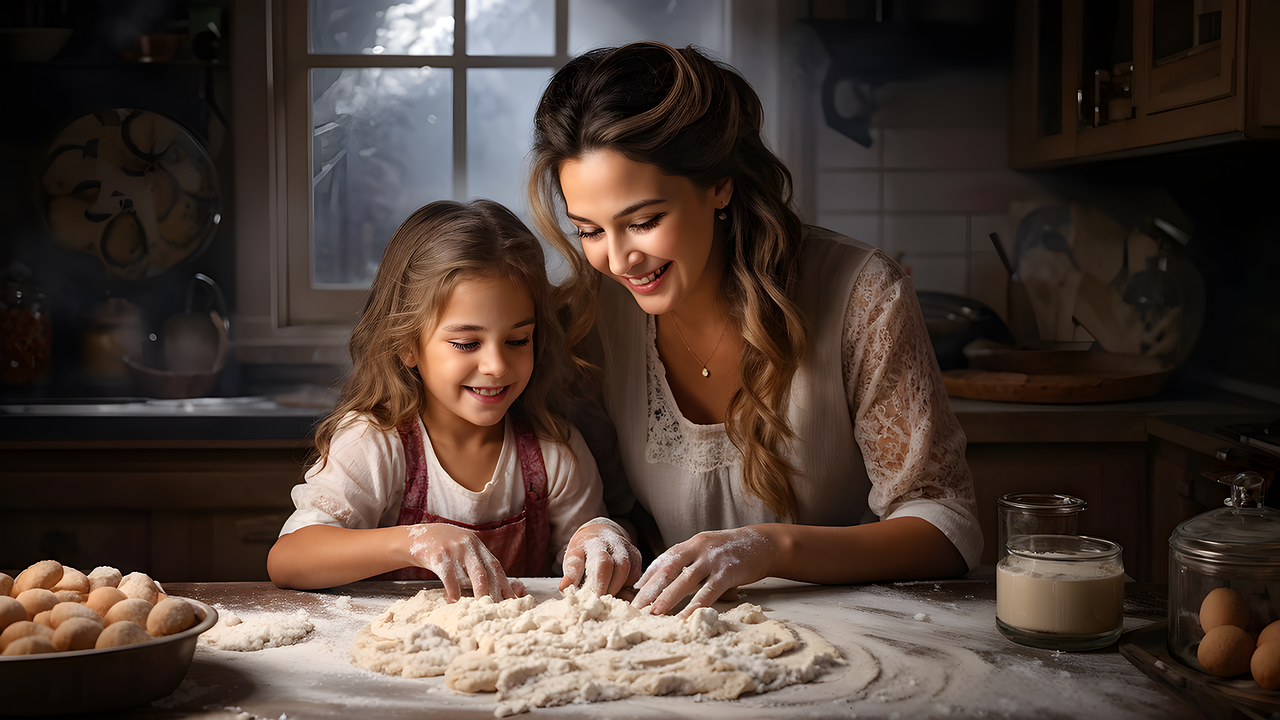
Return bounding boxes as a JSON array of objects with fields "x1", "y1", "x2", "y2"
[{"x1": 998, "y1": 492, "x2": 1088, "y2": 515}]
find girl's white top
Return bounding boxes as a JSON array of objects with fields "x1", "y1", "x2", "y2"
[
  {"x1": 589, "y1": 228, "x2": 983, "y2": 570},
  {"x1": 279, "y1": 413, "x2": 608, "y2": 569}
]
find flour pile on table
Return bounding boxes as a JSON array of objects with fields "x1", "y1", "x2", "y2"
[
  {"x1": 350, "y1": 586, "x2": 843, "y2": 715},
  {"x1": 199, "y1": 606, "x2": 315, "y2": 652}
]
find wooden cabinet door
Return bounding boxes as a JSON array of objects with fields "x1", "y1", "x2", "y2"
[{"x1": 1137, "y1": 0, "x2": 1239, "y2": 115}]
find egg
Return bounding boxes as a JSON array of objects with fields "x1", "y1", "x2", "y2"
[
  {"x1": 1198, "y1": 625, "x2": 1255, "y2": 677},
  {"x1": 1258, "y1": 620, "x2": 1280, "y2": 648},
  {"x1": 1253, "y1": 639, "x2": 1280, "y2": 690},
  {"x1": 1199, "y1": 587, "x2": 1251, "y2": 633}
]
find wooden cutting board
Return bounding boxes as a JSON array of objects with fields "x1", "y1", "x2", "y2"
[{"x1": 943, "y1": 349, "x2": 1175, "y2": 403}]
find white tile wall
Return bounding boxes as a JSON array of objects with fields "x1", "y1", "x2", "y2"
[
  {"x1": 816, "y1": 170, "x2": 880, "y2": 212},
  {"x1": 883, "y1": 215, "x2": 967, "y2": 255},
  {"x1": 815, "y1": 213, "x2": 880, "y2": 247}
]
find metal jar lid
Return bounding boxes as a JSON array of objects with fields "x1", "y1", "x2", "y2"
[
  {"x1": 1169, "y1": 472, "x2": 1280, "y2": 566},
  {"x1": 998, "y1": 492, "x2": 1088, "y2": 515}
]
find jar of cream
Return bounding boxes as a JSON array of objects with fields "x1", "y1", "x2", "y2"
[{"x1": 996, "y1": 534, "x2": 1125, "y2": 651}]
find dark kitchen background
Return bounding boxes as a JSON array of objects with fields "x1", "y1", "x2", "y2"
[{"x1": 1, "y1": 0, "x2": 1277, "y2": 583}]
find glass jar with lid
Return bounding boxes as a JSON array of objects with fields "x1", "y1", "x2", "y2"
[{"x1": 1168, "y1": 471, "x2": 1280, "y2": 673}]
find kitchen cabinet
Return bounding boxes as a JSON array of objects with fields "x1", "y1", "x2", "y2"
[
  {"x1": 0, "y1": 444, "x2": 306, "y2": 582},
  {"x1": 1010, "y1": 0, "x2": 1280, "y2": 167}
]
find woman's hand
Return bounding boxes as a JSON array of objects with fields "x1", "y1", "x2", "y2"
[
  {"x1": 632, "y1": 527, "x2": 777, "y2": 617},
  {"x1": 559, "y1": 518, "x2": 642, "y2": 598},
  {"x1": 405, "y1": 524, "x2": 524, "y2": 603}
]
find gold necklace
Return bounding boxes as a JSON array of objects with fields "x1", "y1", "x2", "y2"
[{"x1": 669, "y1": 312, "x2": 728, "y2": 378}]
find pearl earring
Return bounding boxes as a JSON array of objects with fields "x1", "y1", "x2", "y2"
[{"x1": 717, "y1": 210, "x2": 727, "y2": 221}]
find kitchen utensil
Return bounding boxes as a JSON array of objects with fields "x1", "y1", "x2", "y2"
[
  {"x1": 997, "y1": 492, "x2": 1088, "y2": 561},
  {"x1": 40, "y1": 109, "x2": 220, "y2": 281},
  {"x1": 125, "y1": 274, "x2": 229, "y2": 398},
  {"x1": 917, "y1": 291, "x2": 1016, "y2": 370},
  {"x1": 996, "y1": 534, "x2": 1125, "y2": 651},
  {"x1": 0, "y1": 598, "x2": 216, "y2": 716},
  {"x1": 1167, "y1": 472, "x2": 1280, "y2": 676}
]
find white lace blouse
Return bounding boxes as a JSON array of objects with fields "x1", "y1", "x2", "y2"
[{"x1": 589, "y1": 228, "x2": 983, "y2": 571}]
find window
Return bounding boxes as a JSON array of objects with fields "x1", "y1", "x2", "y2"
[{"x1": 233, "y1": 0, "x2": 783, "y2": 358}]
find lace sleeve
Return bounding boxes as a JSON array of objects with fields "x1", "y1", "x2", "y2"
[{"x1": 841, "y1": 253, "x2": 976, "y2": 519}]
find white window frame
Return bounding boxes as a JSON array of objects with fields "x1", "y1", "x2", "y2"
[{"x1": 232, "y1": 0, "x2": 792, "y2": 364}]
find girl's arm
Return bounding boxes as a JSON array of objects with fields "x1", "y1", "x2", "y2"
[{"x1": 268, "y1": 523, "x2": 522, "y2": 601}]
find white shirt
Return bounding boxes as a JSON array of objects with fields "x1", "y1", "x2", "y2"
[{"x1": 279, "y1": 413, "x2": 608, "y2": 570}]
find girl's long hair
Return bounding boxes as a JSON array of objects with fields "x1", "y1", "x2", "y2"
[
  {"x1": 528, "y1": 42, "x2": 808, "y2": 519},
  {"x1": 312, "y1": 199, "x2": 570, "y2": 468}
]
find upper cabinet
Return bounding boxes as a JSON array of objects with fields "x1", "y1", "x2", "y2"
[{"x1": 1010, "y1": 0, "x2": 1280, "y2": 167}]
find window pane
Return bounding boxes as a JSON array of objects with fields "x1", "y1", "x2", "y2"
[
  {"x1": 568, "y1": 0, "x2": 726, "y2": 56},
  {"x1": 466, "y1": 67, "x2": 552, "y2": 214},
  {"x1": 311, "y1": 0, "x2": 453, "y2": 55},
  {"x1": 467, "y1": 0, "x2": 555, "y2": 56},
  {"x1": 311, "y1": 67, "x2": 453, "y2": 287}
]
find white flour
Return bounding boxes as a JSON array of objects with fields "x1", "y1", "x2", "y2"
[
  {"x1": 349, "y1": 586, "x2": 850, "y2": 715},
  {"x1": 199, "y1": 606, "x2": 315, "y2": 652}
]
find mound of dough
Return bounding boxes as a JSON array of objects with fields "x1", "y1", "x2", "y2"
[
  {"x1": 198, "y1": 608, "x2": 314, "y2": 652},
  {"x1": 350, "y1": 587, "x2": 843, "y2": 714}
]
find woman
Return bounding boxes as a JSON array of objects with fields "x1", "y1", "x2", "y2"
[{"x1": 534, "y1": 42, "x2": 981, "y2": 617}]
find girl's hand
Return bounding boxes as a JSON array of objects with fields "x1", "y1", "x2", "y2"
[
  {"x1": 631, "y1": 527, "x2": 777, "y2": 618},
  {"x1": 406, "y1": 524, "x2": 524, "y2": 603},
  {"x1": 559, "y1": 518, "x2": 642, "y2": 598}
]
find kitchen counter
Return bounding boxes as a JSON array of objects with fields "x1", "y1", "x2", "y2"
[{"x1": 104, "y1": 578, "x2": 1203, "y2": 720}]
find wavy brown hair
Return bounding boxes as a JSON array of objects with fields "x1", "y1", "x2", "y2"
[
  {"x1": 528, "y1": 42, "x2": 808, "y2": 519},
  {"x1": 312, "y1": 199, "x2": 570, "y2": 469}
]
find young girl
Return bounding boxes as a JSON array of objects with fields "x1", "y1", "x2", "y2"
[{"x1": 268, "y1": 199, "x2": 630, "y2": 602}]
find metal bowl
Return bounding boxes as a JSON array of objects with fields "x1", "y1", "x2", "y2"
[{"x1": 0, "y1": 598, "x2": 217, "y2": 716}]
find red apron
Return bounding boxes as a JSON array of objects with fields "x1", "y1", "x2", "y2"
[{"x1": 388, "y1": 417, "x2": 551, "y2": 579}]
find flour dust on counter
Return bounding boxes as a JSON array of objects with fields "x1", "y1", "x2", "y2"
[{"x1": 349, "y1": 586, "x2": 853, "y2": 716}]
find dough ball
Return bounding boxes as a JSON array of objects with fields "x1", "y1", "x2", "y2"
[
  {"x1": 1200, "y1": 587, "x2": 1251, "y2": 633},
  {"x1": 53, "y1": 617, "x2": 103, "y2": 652},
  {"x1": 0, "y1": 621, "x2": 54, "y2": 652},
  {"x1": 87, "y1": 566, "x2": 122, "y2": 591},
  {"x1": 147, "y1": 597, "x2": 196, "y2": 637},
  {"x1": 95, "y1": 620, "x2": 152, "y2": 649},
  {"x1": 1198, "y1": 625, "x2": 1255, "y2": 677},
  {"x1": 118, "y1": 572, "x2": 160, "y2": 604},
  {"x1": 0, "y1": 573, "x2": 12, "y2": 597},
  {"x1": 51, "y1": 566, "x2": 90, "y2": 594},
  {"x1": 54, "y1": 590, "x2": 87, "y2": 604},
  {"x1": 2, "y1": 636, "x2": 56, "y2": 656},
  {"x1": 87, "y1": 587, "x2": 128, "y2": 617},
  {"x1": 17, "y1": 588, "x2": 59, "y2": 621},
  {"x1": 51, "y1": 601, "x2": 103, "y2": 629},
  {"x1": 1258, "y1": 620, "x2": 1280, "y2": 648},
  {"x1": 104, "y1": 597, "x2": 153, "y2": 627},
  {"x1": 34, "y1": 610, "x2": 55, "y2": 628},
  {"x1": 1249, "y1": 636, "x2": 1280, "y2": 690},
  {"x1": 12, "y1": 560, "x2": 63, "y2": 596},
  {"x1": 0, "y1": 596, "x2": 27, "y2": 631}
]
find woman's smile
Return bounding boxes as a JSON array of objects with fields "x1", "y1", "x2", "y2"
[{"x1": 624, "y1": 261, "x2": 672, "y2": 293}]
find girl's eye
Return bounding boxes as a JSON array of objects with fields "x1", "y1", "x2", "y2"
[
  {"x1": 630, "y1": 214, "x2": 664, "y2": 233},
  {"x1": 506, "y1": 338, "x2": 531, "y2": 348},
  {"x1": 449, "y1": 341, "x2": 480, "y2": 351},
  {"x1": 576, "y1": 227, "x2": 602, "y2": 240}
]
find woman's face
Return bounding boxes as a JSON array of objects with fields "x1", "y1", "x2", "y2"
[{"x1": 558, "y1": 150, "x2": 733, "y2": 317}]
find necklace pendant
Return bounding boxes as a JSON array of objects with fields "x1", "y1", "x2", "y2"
[{"x1": 701, "y1": 367, "x2": 710, "y2": 378}]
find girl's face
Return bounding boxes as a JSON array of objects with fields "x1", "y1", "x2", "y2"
[
  {"x1": 558, "y1": 150, "x2": 733, "y2": 317},
  {"x1": 401, "y1": 275, "x2": 536, "y2": 434}
]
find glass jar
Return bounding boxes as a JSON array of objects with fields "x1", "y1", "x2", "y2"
[
  {"x1": 996, "y1": 534, "x2": 1125, "y2": 651},
  {"x1": 997, "y1": 492, "x2": 1089, "y2": 560},
  {"x1": 0, "y1": 281, "x2": 53, "y2": 386},
  {"x1": 1168, "y1": 472, "x2": 1280, "y2": 674}
]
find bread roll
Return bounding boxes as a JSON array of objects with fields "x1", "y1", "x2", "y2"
[
  {"x1": 0, "y1": 573, "x2": 12, "y2": 597},
  {"x1": 50, "y1": 601, "x2": 103, "y2": 629},
  {"x1": 0, "y1": 621, "x2": 53, "y2": 652},
  {"x1": 118, "y1": 572, "x2": 160, "y2": 604},
  {"x1": 52, "y1": 617, "x2": 103, "y2": 652},
  {"x1": 87, "y1": 586, "x2": 128, "y2": 617},
  {"x1": 2, "y1": 636, "x2": 56, "y2": 656},
  {"x1": 95, "y1": 620, "x2": 152, "y2": 649},
  {"x1": 104, "y1": 597, "x2": 152, "y2": 627},
  {"x1": 16, "y1": 588, "x2": 59, "y2": 621},
  {"x1": 51, "y1": 566, "x2": 90, "y2": 594},
  {"x1": 147, "y1": 597, "x2": 196, "y2": 636},
  {"x1": 86, "y1": 566, "x2": 122, "y2": 591},
  {"x1": 12, "y1": 560, "x2": 63, "y2": 596},
  {"x1": 33, "y1": 610, "x2": 54, "y2": 628},
  {"x1": 0, "y1": 596, "x2": 26, "y2": 631},
  {"x1": 54, "y1": 590, "x2": 87, "y2": 604}
]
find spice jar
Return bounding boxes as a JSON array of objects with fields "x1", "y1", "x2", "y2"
[
  {"x1": 1168, "y1": 472, "x2": 1280, "y2": 675},
  {"x1": 0, "y1": 281, "x2": 53, "y2": 386},
  {"x1": 996, "y1": 534, "x2": 1125, "y2": 651}
]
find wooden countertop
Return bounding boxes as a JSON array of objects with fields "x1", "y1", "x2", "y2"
[{"x1": 100, "y1": 578, "x2": 1206, "y2": 719}]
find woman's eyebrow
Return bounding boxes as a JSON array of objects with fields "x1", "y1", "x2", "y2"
[
  {"x1": 566, "y1": 198, "x2": 666, "y2": 223},
  {"x1": 441, "y1": 318, "x2": 535, "y2": 333}
]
